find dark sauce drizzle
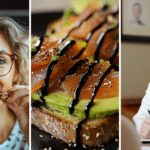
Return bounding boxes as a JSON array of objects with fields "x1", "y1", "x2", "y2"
[
  {"x1": 58, "y1": 13, "x2": 94, "y2": 44},
  {"x1": 72, "y1": 25, "x2": 118, "y2": 148},
  {"x1": 69, "y1": 63, "x2": 95, "y2": 114},
  {"x1": 59, "y1": 59, "x2": 87, "y2": 85},
  {"x1": 58, "y1": 3, "x2": 109, "y2": 45},
  {"x1": 73, "y1": 20, "x2": 107, "y2": 60},
  {"x1": 32, "y1": 4, "x2": 119, "y2": 148},
  {"x1": 84, "y1": 65, "x2": 112, "y2": 118},
  {"x1": 94, "y1": 23, "x2": 119, "y2": 61},
  {"x1": 110, "y1": 43, "x2": 119, "y2": 65},
  {"x1": 35, "y1": 36, "x2": 45, "y2": 51},
  {"x1": 32, "y1": 40, "x2": 76, "y2": 107},
  {"x1": 73, "y1": 9, "x2": 119, "y2": 60}
]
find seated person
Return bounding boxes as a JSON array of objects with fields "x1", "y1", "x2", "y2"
[{"x1": 133, "y1": 83, "x2": 150, "y2": 139}]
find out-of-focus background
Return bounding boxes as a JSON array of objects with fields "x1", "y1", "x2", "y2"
[
  {"x1": 121, "y1": 42, "x2": 150, "y2": 105},
  {"x1": 0, "y1": 0, "x2": 29, "y2": 28},
  {"x1": 31, "y1": 0, "x2": 118, "y2": 36}
]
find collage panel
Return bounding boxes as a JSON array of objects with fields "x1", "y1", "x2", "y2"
[
  {"x1": 0, "y1": 0, "x2": 29, "y2": 150},
  {"x1": 31, "y1": 0, "x2": 119, "y2": 150},
  {"x1": 121, "y1": 0, "x2": 150, "y2": 150}
]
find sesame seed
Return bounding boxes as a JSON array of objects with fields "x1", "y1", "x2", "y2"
[
  {"x1": 44, "y1": 148, "x2": 47, "y2": 150},
  {"x1": 82, "y1": 133, "x2": 86, "y2": 137},
  {"x1": 65, "y1": 99, "x2": 68, "y2": 101},
  {"x1": 68, "y1": 143, "x2": 72, "y2": 147},
  {"x1": 83, "y1": 144, "x2": 87, "y2": 148},
  {"x1": 85, "y1": 135, "x2": 90, "y2": 140},
  {"x1": 96, "y1": 133, "x2": 100, "y2": 138},
  {"x1": 39, "y1": 135, "x2": 43, "y2": 138},
  {"x1": 104, "y1": 82, "x2": 108, "y2": 86},
  {"x1": 48, "y1": 147, "x2": 52, "y2": 150},
  {"x1": 52, "y1": 130, "x2": 55, "y2": 133},
  {"x1": 51, "y1": 135, "x2": 53, "y2": 138}
]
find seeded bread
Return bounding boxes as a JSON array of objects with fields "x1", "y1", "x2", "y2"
[{"x1": 32, "y1": 106, "x2": 118, "y2": 147}]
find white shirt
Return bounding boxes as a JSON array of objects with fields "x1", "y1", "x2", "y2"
[{"x1": 133, "y1": 83, "x2": 150, "y2": 133}]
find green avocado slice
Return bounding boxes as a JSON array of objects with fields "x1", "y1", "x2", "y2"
[{"x1": 32, "y1": 91, "x2": 119, "y2": 119}]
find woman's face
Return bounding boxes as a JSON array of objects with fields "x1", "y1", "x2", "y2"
[{"x1": 0, "y1": 32, "x2": 18, "y2": 103}]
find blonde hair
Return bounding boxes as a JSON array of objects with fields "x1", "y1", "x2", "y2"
[{"x1": 0, "y1": 17, "x2": 29, "y2": 85}]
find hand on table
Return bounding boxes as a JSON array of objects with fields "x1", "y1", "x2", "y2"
[
  {"x1": 1, "y1": 85, "x2": 29, "y2": 145},
  {"x1": 140, "y1": 118, "x2": 150, "y2": 139}
]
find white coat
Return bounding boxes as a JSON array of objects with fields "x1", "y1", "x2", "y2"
[{"x1": 133, "y1": 83, "x2": 150, "y2": 133}]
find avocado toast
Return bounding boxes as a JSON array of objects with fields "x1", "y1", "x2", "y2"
[{"x1": 31, "y1": 3, "x2": 119, "y2": 148}]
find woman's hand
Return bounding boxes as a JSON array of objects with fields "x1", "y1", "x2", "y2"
[
  {"x1": 140, "y1": 118, "x2": 150, "y2": 139},
  {"x1": 2, "y1": 85, "x2": 29, "y2": 145}
]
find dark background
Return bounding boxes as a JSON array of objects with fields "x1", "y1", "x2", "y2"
[
  {"x1": 32, "y1": 12, "x2": 63, "y2": 36},
  {"x1": 0, "y1": 0, "x2": 29, "y2": 28}
]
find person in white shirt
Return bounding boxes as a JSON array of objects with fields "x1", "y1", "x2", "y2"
[{"x1": 133, "y1": 83, "x2": 150, "y2": 139}]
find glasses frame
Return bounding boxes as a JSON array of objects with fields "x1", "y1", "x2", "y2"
[{"x1": 0, "y1": 53, "x2": 16, "y2": 77}]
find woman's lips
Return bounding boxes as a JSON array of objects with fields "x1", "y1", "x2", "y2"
[{"x1": 0, "y1": 91, "x2": 12, "y2": 101}]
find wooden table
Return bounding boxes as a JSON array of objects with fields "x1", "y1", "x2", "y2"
[{"x1": 122, "y1": 104, "x2": 140, "y2": 120}]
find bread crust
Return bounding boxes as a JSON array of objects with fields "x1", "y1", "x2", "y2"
[{"x1": 32, "y1": 107, "x2": 118, "y2": 147}]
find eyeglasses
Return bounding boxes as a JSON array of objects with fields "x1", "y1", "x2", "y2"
[{"x1": 0, "y1": 53, "x2": 16, "y2": 76}]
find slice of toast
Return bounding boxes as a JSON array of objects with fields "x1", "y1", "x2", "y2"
[{"x1": 32, "y1": 106, "x2": 118, "y2": 147}]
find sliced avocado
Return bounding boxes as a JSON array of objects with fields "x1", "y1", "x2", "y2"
[{"x1": 32, "y1": 91, "x2": 119, "y2": 119}]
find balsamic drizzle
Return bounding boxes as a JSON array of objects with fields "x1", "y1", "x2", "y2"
[
  {"x1": 73, "y1": 20, "x2": 107, "y2": 60},
  {"x1": 32, "y1": 4, "x2": 119, "y2": 148},
  {"x1": 35, "y1": 36, "x2": 45, "y2": 52},
  {"x1": 84, "y1": 65, "x2": 112, "y2": 118},
  {"x1": 94, "y1": 23, "x2": 119, "y2": 61},
  {"x1": 110, "y1": 43, "x2": 119, "y2": 65},
  {"x1": 72, "y1": 25, "x2": 118, "y2": 148},
  {"x1": 38, "y1": 60, "x2": 59, "y2": 105},
  {"x1": 69, "y1": 63, "x2": 95, "y2": 114},
  {"x1": 58, "y1": 3, "x2": 110, "y2": 45},
  {"x1": 59, "y1": 59, "x2": 87, "y2": 85},
  {"x1": 32, "y1": 40, "x2": 76, "y2": 106},
  {"x1": 70, "y1": 24, "x2": 119, "y2": 113},
  {"x1": 73, "y1": 9, "x2": 119, "y2": 60},
  {"x1": 58, "y1": 13, "x2": 94, "y2": 44}
]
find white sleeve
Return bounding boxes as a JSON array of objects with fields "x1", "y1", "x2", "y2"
[{"x1": 133, "y1": 83, "x2": 150, "y2": 133}]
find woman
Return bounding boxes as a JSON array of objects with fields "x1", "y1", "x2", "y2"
[
  {"x1": 0, "y1": 17, "x2": 29, "y2": 149},
  {"x1": 133, "y1": 83, "x2": 150, "y2": 139}
]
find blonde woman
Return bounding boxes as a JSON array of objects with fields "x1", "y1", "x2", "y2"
[{"x1": 0, "y1": 17, "x2": 29, "y2": 149}]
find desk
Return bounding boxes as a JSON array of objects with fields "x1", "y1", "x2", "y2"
[{"x1": 122, "y1": 104, "x2": 140, "y2": 120}]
